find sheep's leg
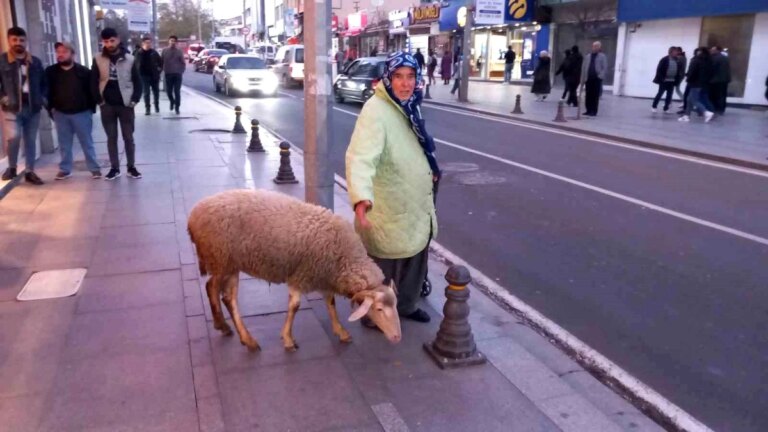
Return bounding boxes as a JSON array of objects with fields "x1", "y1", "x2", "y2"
[
  {"x1": 206, "y1": 277, "x2": 232, "y2": 336},
  {"x1": 280, "y1": 287, "x2": 302, "y2": 351},
  {"x1": 325, "y1": 294, "x2": 352, "y2": 343},
  {"x1": 221, "y1": 274, "x2": 260, "y2": 351}
]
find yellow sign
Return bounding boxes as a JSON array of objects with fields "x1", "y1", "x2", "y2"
[
  {"x1": 509, "y1": 0, "x2": 527, "y2": 20},
  {"x1": 457, "y1": 6, "x2": 467, "y2": 28},
  {"x1": 412, "y1": 4, "x2": 440, "y2": 24}
]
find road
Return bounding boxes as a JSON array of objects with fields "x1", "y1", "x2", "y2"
[{"x1": 182, "y1": 67, "x2": 768, "y2": 432}]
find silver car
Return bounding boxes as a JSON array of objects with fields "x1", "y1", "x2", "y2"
[{"x1": 212, "y1": 55, "x2": 280, "y2": 97}]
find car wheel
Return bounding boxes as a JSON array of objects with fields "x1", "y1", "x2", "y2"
[
  {"x1": 213, "y1": 78, "x2": 220, "y2": 93},
  {"x1": 334, "y1": 89, "x2": 344, "y2": 103}
]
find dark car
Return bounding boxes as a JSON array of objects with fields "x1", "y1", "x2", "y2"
[
  {"x1": 193, "y1": 49, "x2": 228, "y2": 73},
  {"x1": 333, "y1": 57, "x2": 387, "y2": 104}
]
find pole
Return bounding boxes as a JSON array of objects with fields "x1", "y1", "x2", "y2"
[
  {"x1": 304, "y1": 0, "x2": 334, "y2": 210},
  {"x1": 152, "y1": 0, "x2": 158, "y2": 46},
  {"x1": 458, "y1": 0, "x2": 473, "y2": 102},
  {"x1": 197, "y1": 1, "x2": 203, "y2": 42}
]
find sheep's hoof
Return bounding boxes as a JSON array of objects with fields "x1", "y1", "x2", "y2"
[
  {"x1": 338, "y1": 332, "x2": 353, "y2": 344},
  {"x1": 215, "y1": 322, "x2": 233, "y2": 336},
  {"x1": 242, "y1": 339, "x2": 261, "y2": 351},
  {"x1": 283, "y1": 341, "x2": 299, "y2": 352}
]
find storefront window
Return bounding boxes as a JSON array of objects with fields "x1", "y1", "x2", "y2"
[
  {"x1": 554, "y1": 21, "x2": 618, "y2": 86},
  {"x1": 699, "y1": 14, "x2": 754, "y2": 98}
]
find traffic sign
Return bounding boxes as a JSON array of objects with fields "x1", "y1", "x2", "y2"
[{"x1": 241, "y1": 27, "x2": 251, "y2": 35}]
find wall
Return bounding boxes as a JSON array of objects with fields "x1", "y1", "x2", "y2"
[
  {"x1": 619, "y1": 0, "x2": 768, "y2": 22},
  {"x1": 743, "y1": 13, "x2": 768, "y2": 105}
]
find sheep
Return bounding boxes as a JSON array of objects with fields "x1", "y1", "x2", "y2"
[{"x1": 187, "y1": 189, "x2": 402, "y2": 351}]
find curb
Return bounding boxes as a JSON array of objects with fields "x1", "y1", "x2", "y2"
[
  {"x1": 0, "y1": 169, "x2": 27, "y2": 200},
  {"x1": 423, "y1": 99, "x2": 768, "y2": 173}
]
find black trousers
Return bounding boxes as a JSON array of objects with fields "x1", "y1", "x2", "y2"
[
  {"x1": 100, "y1": 104, "x2": 136, "y2": 169},
  {"x1": 564, "y1": 81, "x2": 579, "y2": 106},
  {"x1": 652, "y1": 82, "x2": 676, "y2": 111},
  {"x1": 585, "y1": 77, "x2": 602, "y2": 115},
  {"x1": 141, "y1": 75, "x2": 159, "y2": 109},
  {"x1": 165, "y1": 73, "x2": 183, "y2": 109},
  {"x1": 681, "y1": 83, "x2": 691, "y2": 111},
  {"x1": 372, "y1": 245, "x2": 430, "y2": 315},
  {"x1": 709, "y1": 82, "x2": 728, "y2": 114}
]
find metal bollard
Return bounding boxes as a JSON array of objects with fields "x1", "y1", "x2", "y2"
[
  {"x1": 247, "y1": 119, "x2": 265, "y2": 152},
  {"x1": 424, "y1": 83, "x2": 432, "y2": 100},
  {"x1": 553, "y1": 100, "x2": 567, "y2": 123},
  {"x1": 511, "y1": 94, "x2": 524, "y2": 114},
  {"x1": 424, "y1": 265, "x2": 486, "y2": 369},
  {"x1": 232, "y1": 106, "x2": 247, "y2": 134},
  {"x1": 273, "y1": 141, "x2": 299, "y2": 184}
]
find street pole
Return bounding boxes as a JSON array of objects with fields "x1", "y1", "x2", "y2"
[
  {"x1": 152, "y1": 0, "x2": 158, "y2": 46},
  {"x1": 458, "y1": 0, "x2": 473, "y2": 102},
  {"x1": 304, "y1": 0, "x2": 334, "y2": 210},
  {"x1": 197, "y1": 1, "x2": 203, "y2": 42}
]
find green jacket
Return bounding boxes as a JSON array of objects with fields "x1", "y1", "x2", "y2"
[{"x1": 345, "y1": 84, "x2": 438, "y2": 259}]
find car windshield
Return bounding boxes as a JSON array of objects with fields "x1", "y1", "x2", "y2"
[
  {"x1": 209, "y1": 50, "x2": 228, "y2": 56},
  {"x1": 356, "y1": 62, "x2": 385, "y2": 78},
  {"x1": 226, "y1": 57, "x2": 267, "y2": 69},
  {"x1": 295, "y1": 48, "x2": 304, "y2": 63}
]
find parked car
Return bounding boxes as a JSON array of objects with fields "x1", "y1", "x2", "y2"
[
  {"x1": 333, "y1": 57, "x2": 387, "y2": 104},
  {"x1": 249, "y1": 44, "x2": 278, "y2": 62},
  {"x1": 193, "y1": 49, "x2": 228, "y2": 73},
  {"x1": 213, "y1": 55, "x2": 279, "y2": 97},
  {"x1": 271, "y1": 44, "x2": 304, "y2": 87},
  {"x1": 186, "y1": 44, "x2": 204, "y2": 63}
]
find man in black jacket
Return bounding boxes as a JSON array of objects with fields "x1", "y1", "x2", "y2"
[
  {"x1": 135, "y1": 36, "x2": 162, "y2": 115},
  {"x1": 46, "y1": 42, "x2": 101, "y2": 180},
  {"x1": 651, "y1": 47, "x2": 683, "y2": 114},
  {"x1": 709, "y1": 46, "x2": 731, "y2": 115},
  {"x1": 504, "y1": 46, "x2": 516, "y2": 83}
]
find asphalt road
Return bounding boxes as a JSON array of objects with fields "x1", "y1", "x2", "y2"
[{"x1": 182, "y1": 67, "x2": 768, "y2": 432}]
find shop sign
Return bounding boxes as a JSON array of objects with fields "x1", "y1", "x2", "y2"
[
  {"x1": 475, "y1": 0, "x2": 505, "y2": 25},
  {"x1": 411, "y1": 4, "x2": 441, "y2": 24},
  {"x1": 331, "y1": 15, "x2": 339, "y2": 32},
  {"x1": 438, "y1": 0, "x2": 465, "y2": 32},
  {"x1": 388, "y1": 10, "x2": 410, "y2": 34},
  {"x1": 504, "y1": 0, "x2": 535, "y2": 23}
]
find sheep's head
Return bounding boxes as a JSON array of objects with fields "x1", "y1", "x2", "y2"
[{"x1": 348, "y1": 282, "x2": 401, "y2": 343}]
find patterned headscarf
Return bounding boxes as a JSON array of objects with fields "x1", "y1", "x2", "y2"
[{"x1": 381, "y1": 51, "x2": 440, "y2": 178}]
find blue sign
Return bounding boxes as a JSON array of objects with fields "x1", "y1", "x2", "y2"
[
  {"x1": 438, "y1": 1, "x2": 465, "y2": 32},
  {"x1": 504, "y1": 0, "x2": 535, "y2": 23},
  {"x1": 618, "y1": 0, "x2": 768, "y2": 21},
  {"x1": 439, "y1": 0, "x2": 536, "y2": 32}
]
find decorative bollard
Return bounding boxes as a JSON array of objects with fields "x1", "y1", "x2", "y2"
[
  {"x1": 232, "y1": 106, "x2": 247, "y2": 134},
  {"x1": 511, "y1": 94, "x2": 524, "y2": 114},
  {"x1": 273, "y1": 141, "x2": 299, "y2": 184},
  {"x1": 553, "y1": 100, "x2": 567, "y2": 123},
  {"x1": 247, "y1": 119, "x2": 265, "y2": 152},
  {"x1": 424, "y1": 265, "x2": 486, "y2": 369},
  {"x1": 424, "y1": 83, "x2": 432, "y2": 100}
]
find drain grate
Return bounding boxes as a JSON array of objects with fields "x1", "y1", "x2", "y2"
[
  {"x1": 17, "y1": 268, "x2": 87, "y2": 301},
  {"x1": 163, "y1": 116, "x2": 198, "y2": 120},
  {"x1": 189, "y1": 128, "x2": 232, "y2": 133}
]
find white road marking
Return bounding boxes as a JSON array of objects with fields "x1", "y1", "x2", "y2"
[
  {"x1": 333, "y1": 106, "x2": 768, "y2": 247},
  {"x1": 423, "y1": 103, "x2": 768, "y2": 179},
  {"x1": 371, "y1": 403, "x2": 410, "y2": 432}
]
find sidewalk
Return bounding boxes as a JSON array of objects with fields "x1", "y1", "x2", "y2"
[
  {"x1": 426, "y1": 81, "x2": 768, "y2": 169},
  {"x1": 0, "y1": 88, "x2": 663, "y2": 432}
]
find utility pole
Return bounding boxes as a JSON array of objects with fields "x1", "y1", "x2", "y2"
[
  {"x1": 458, "y1": 0, "x2": 473, "y2": 102},
  {"x1": 304, "y1": 0, "x2": 334, "y2": 210},
  {"x1": 197, "y1": 1, "x2": 203, "y2": 42},
  {"x1": 152, "y1": 0, "x2": 158, "y2": 46}
]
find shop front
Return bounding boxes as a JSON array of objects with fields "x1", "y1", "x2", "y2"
[
  {"x1": 388, "y1": 10, "x2": 409, "y2": 52},
  {"x1": 470, "y1": 23, "x2": 548, "y2": 81},
  {"x1": 409, "y1": 3, "x2": 441, "y2": 55}
]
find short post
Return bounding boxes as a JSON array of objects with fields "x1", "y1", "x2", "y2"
[
  {"x1": 575, "y1": 86, "x2": 582, "y2": 120},
  {"x1": 511, "y1": 94, "x2": 524, "y2": 114},
  {"x1": 553, "y1": 100, "x2": 567, "y2": 123},
  {"x1": 273, "y1": 141, "x2": 299, "y2": 184},
  {"x1": 424, "y1": 82, "x2": 432, "y2": 100},
  {"x1": 424, "y1": 265, "x2": 486, "y2": 369},
  {"x1": 247, "y1": 119, "x2": 265, "y2": 152},
  {"x1": 232, "y1": 106, "x2": 247, "y2": 134}
]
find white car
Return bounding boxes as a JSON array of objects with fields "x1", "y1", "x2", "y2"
[
  {"x1": 271, "y1": 45, "x2": 304, "y2": 87},
  {"x1": 212, "y1": 54, "x2": 279, "y2": 97}
]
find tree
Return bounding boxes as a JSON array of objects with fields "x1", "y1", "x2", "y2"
[
  {"x1": 102, "y1": 9, "x2": 145, "y2": 51},
  {"x1": 158, "y1": 0, "x2": 215, "y2": 43}
]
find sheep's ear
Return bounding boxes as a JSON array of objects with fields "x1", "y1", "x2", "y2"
[{"x1": 348, "y1": 296, "x2": 374, "y2": 322}]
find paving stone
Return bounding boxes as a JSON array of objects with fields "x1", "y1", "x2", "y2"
[
  {"x1": 0, "y1": 394, "x2": 46, "y2": 432},
  {"x1": 181, "y1": 263, "x2": 200, "y2": 280},
  {"x1": 0, "y1": 267, "x2": 32, "y2": 301},
  {"x1": 101, "y1": 198, "x2": 175, "y2": 227},
  {"x1": 537, "y1": 393, "x2": 623, "y2": 432},
  {"x1": 26, "y1": 237, "x2": 96, "y2": 270},
  {"x1": 96, "y1": 223, "x2": 177, "y2": 249},
  {"x1": 88, "y1": 242, "x2": 180, "y2": 276},
  {"x1": 197, "y1": 395, "x2": 226, "y2": 432},
  {"x1": 76, "y1": 270, "x2": 183, "y2": 313}
]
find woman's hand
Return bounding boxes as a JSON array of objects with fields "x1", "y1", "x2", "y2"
[{"x1": 354, "y1": 200, "x2": 372, "y2": 230}]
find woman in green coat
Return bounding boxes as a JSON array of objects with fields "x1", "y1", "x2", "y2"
[{"x1": 346, "y1": 51, "x2": 440, "y2": 324}]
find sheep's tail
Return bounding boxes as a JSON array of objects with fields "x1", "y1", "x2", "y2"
[{"x1": 187, "y1": 226, "x2": 209, "y2": 277}]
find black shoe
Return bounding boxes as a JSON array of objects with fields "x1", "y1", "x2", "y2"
[
  {"x1": 1, "y1": 167, "x2": 17, "y2": 181},
  {"x1": 155, "y1": 104, "x2": 160, "y2": 113},
  {"x1": 401, "y1": 308, "x2": 431, "y2": 323},
  {"x1": 145, "y1": 109, "x2": 150, "y2": 115},
  {"x1": 174, "y1": 107, "x2": 180, "y2": 115},
  {"x1": 169, "y1": 102, "x2": 174, "y2": 110},
  {"x1": 105, "y1": 168, "x2": 121, "y2": 181},
  {"x1": 25, "y1": 171, "x2": 44, "y2": 185},
  {"x1": 127, "y1": 166, "x2": 142, "y2": 179}
]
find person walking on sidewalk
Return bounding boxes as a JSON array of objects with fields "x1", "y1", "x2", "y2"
[
  {"x1": 708, "y1": 46, "x2": 730, "y2": 115},
  {"x1": 0, "y1": 27, "x2": 46, "y2": 185},
  {"x1": 135, "y1": 36, "x2": 162, "y2": 116},
  {"x1": 674, "y1": 47, "x2": 687, "y2": 106},
  {"x1": 554, "y1": 49, "x2": 571, "y2": 100},
  {"x1": 531, "y1": 50, "x2": 551, "y2": 101},
  {"x1": 346, "y1": 51, "x2": 439, "y2": 325},
  {"x1": 450, "y1": 55, "x2": 463, "y2": 96},
  {"x1": 162, "y1": 35, "x2": 185, "y2": 115},
  {"x1": 564, "y1": 45, "x2": 583, "y2": 107},
  {"x1": 45, "y1": 42, "x2": 101, "y2": 180},
  {"x1": 503, "y1": 46, "x2": 516, "y2": 84},
  {"x1": 440, "y1": 50, "x2": 452, "y2": 85},
  {"x1": 651, "y1": 46, "x2": 683, "y2": 114},
  {"x1": 413, "y1": 48, "x2": 425, "y2": 72},
  {"x1": 678, "y1": 47, "x2": 715, "y2": 123},
  {"x1": 91, "y1": 28, "x2": 142, "y2": 181},
  {"x1": 581, "y1": 41, "x2": 607, "y2": 117},
  {"x1": 427, "y1": 49, "x2": 437, "y2": 86}
]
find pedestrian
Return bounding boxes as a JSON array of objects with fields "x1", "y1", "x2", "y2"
[
  {"x1": 346, "y1": 51, "x2": 439, "y2": 326},
  {"x1": 581, "y1": 41, "x2": 607, "y2": 117},
  {"x1": 0, "y1": 26, "x2": 46, "y2": 184},
  {"x1": 91, "y1": 27, "x2": 142, "y2": 181},
  {"x1": 335, "y1": 49, "x2": 344, "y2": 75},
  {"x1": 555, "y1": 49, "x2": 571, "y2": 100},
  {"x1": 678, "y1": 47, "x2": 714, "y2": 123},
  {"x1": 450, "y1": 55, "x2": 463, "y2": 96},
  {"x1": 135, "y1": 36, "x2": 162, "y2": 116},
  {"x1": 427, "y1": 49, "x2": 437, "y2": 86},
  {"x1": 45, "y1": 42, "x2": 101, "y2": 180},
  {"x1": 413, "y1": 48, "x2": 425, "y2": 71},
  {"x1": 565, "y1": 45, "x2": 583, "y2": 107},
  {"x1": 708, "y1": 46, "x2": 730, "y2": 115},
  {"x1": 531, "y1": 50, "x2": 551, "y2": 101},
  {"x1": 503, "y1": 45, "x2": 516, "y2": 83},
  {"x1": 651, "y1": 46, "x2": 684, "y2": 114},
  {"x1": 440, "y1": 49, "x2": 452, "y2": 85},
  {"x1": 161, "y1": 35, "x2": 185, "y2": 115},
  {"x1": 674, "y1": 47, "x2": 687, "y2": 106}
]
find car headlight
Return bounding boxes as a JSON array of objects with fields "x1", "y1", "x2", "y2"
[
  {"x1": 232, "y1": 77, "x2": 250, "y2": 88},
  {"x1": 262, "y1": 74, "x2": 279, "y2": 92}
]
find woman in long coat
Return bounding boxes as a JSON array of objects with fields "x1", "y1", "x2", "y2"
[
  {"x1": 440, "y1": 50, "x2": 452, "y2": 84},
  {"x1": 346, "y1": 52, "x2": 440, "y2": 324},
  {"x1": 531, "y1": 50, "x2": 552, "y2": 101}
]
